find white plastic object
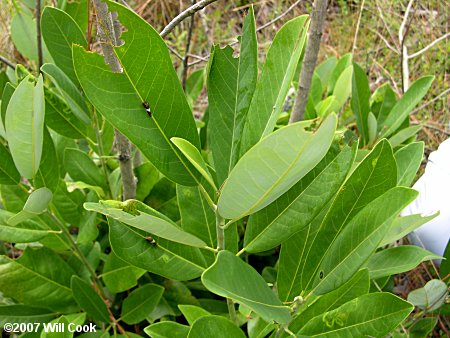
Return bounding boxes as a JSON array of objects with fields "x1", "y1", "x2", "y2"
[{"x1": 401, "y1": 138, "x2": 450, "y2": 260}]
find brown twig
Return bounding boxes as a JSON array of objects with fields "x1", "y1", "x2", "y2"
[
  {"x1": 182, "y1": 0, "x2": 197, "y2": 90},
  {"x1": 160, "y1": 0, "x2": 220, "y2": 38},
  {"x1": 36, "y1": 0, "x2": 43, "y2": 72},
  {"x1": 0, "y1": 55, "x2": 16, "y2": 69},
  {"x1": 256, "y1": 0, "x2": 302, "y2": 32}
]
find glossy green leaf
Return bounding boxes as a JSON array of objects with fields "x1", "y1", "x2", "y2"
[
  {"x1": 0, "y1": 247, "x2": 76, "y2": 312},
  {"x1": 101, "y1": 252, "x2": 145, "y2": 294},
  {"x1": 365, "y1": 246, "x2": 441, "y2": 279},
  {"x1": 41, "y1": 7, "x2": 87, "y2": 85},
  {"x1": 380, "y1": 212, "x2": 439, "y2": 247},
  {"x1": 218, "y1": 114, "x2": 337, "y2": 221},
  {"x1": 0, "y1": 142, "x2": 21, "y2": 185},
  {"x1": 381, "y1": 76, "x2": 434, "y2": 138},
  {"x1": 313, "y1": 187, "x2": 418, "y2": 295},
  {"x1": 279, "y1": 139, "x2": 397, "y2": 295},
  {"x1": 144, "y1": 322, "x2": 189, "y2": 338},
  {"x1": 72, "y1": 2, "x2": 200, "y2": 186},
  {"x1": 11, "y1": 11, "x2": 51, "y2": 63},
  {"x1": 299, "y1": 293, "x2": 413, "y2": 337},
  {"x1": 0, "y1": 305, "x2": 57, "y2": 325},
  {"x1": 120, "y1": 284, "x2": 164, "y2": 324},
  {"x1": 240, "y1": 15, "x2": 309, "y2": 154},
  {"x1": 108, "y1": 218, "x2": 206, "y2": 281},
  {"x1": 41, "y1": 63, "x2": 90, "y2": 124},
  {"x1": 7, "y1": 187, "x2": 52, "y2": 226},
  {"x1": 5, "y1": 75, "x2": 45, "y2": 179},
  {"x1": 188, "y1": 316, "x2": 246, "y2": 338},
  {"x1": 290, "y1": 269, "x2": 369, "y2": 333},
  {"x1": 85, "y1": 201, "x2": 206, "y2": 247},
  {"x1": 71, "y1": 276, "x2": 110, "y2": 323},
  {"x1": 178, "y1": 305, "x2": 211, "y2": 325},
  {"x1": 244, "y1": 144, "x2": 355, "y2": 253},
  {"x1": 171, "y1": 137, "x2": 216, "y2": 189},
  {"x1": 407, "y1": 279, "x2": 448, "y2": 311},
  {"x1": 351, "y1": 63, "x2": 370, "y2": 145},
  {"x1": 395, "y1": 142, "x2": 424, "y2": 186},
  {"x1": 202, "y1": 251, "x2": 291, "y2": 324},
  {"x1": 64, "y1": 148, "x2": 107, "y2": 190},
  {"x1": 177, "y1": 185, "x2": 216, "y2": 248},
  {"x1": 65, "y1": 0, "x2": 89, "y2": 34},
  {"x1": 207, "y1": 8, "x2": 257, "y2": 184}
]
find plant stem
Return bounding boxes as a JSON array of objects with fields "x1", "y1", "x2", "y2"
[
  {"x1": 36, "y1": 0, "x2": 43, "y2": 72},
  {"x1": 215, "y1": 211, "x2": 225, "y2": 250},
  {"x1": 182, "y1": 0, "x2": 197, "y2": 90},
  {"x1": 227, "y1": 298, "x2": 238, "y2": 325}
]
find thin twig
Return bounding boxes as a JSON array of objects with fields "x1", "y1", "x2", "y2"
[
  {"x1": 370, "y1": 28, "x2": 399, "y2": 54},
  {"x1": 36, "y1": 0, "x2": 43, "y2": 72},
  {"x1": 408, "y1": 32, "x2": 450, "y2": 59},
  {"x1": 160, "y1": 0, "x2": 220, "y2": 38},
  {"x1": 399, "y1": 0, "x2": 415, "y2": 92},
  {"x1": 256, "y1": 0, "x2": 302, "y2": 32},
  {"x1": 182, "y1": 0, "x2": 197, "y2": 90},
  {"x1": 167, "y1": 45, "x2": 184, "y2": 61},
  {"x1": 0, "y1": 55, "x2": 16, "y2": 69},
  {"x1": 374, "y1": 0, "x2": 400, "y2": 50},
  {"x1": 352, "y1": 0, "x2": 365, "y2": 54},
  {"x1": 411, "y1": 88, "x2": 450, "y2": 114}
]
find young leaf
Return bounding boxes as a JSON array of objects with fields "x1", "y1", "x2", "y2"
[
  {"x1": 71, "y1": 276, "x2": 110, "y2": 323},
  {"x1": 240, "y1": 15, "x2": 309, "y2": 155},
  {"x1": 85, "y1": 201, "x2": 206, "y2": 247},
  {"x1": 298, "y1": 293, "x2": 413, "y2": 337},
  {"x1": 201, "y1": 251, "x2": 291, "y2": 324},
  {"x1": 351, "y1": 63, "x2": 370, "y2": 145},
  {"x1": 395, "y1": 142, "x2": 424, "y2": 187},
  {"x1": 279, "y1": 139, "x2": 397, "y2": 295},
  {"x1": 207, "y1": 7, "x2": 257, "y2": 184},
  {"x1": 120, "y1": 284, "x2": 164, "y2": 324},
  {"x1": 407, "y1": 279, "x2": 448, "y2": 311},
  {"x1": 218, "y1": 114, "x2": 337, "y2": 221},
  {"x1": 365, "y1": 246, "x2": 441, "y2": 279},
  {"x1": 0, "y1": 247, "x2": 76, "y2": 312},
  {"x1": 327, "y1": 65, "x2": 353, "y2": 114},
  {"x1": 171, "y1": 137, "x2": 216, "y2": 189},
  {"x1": 108, "y1": 218, "x2": 206, "y2": 281},
  {"x1": 312, "y1": 187, "x2": 418, "y2": 295},
  {"x1": 41, "y1": 7, "x2": 87, "y2": 85},
  {"x1": 188, "y1": 316, "x2": 246, "y2": 338},
  {"x1": 5, "y1": 75, "x2": 45, "y2": 179},
  {"x1": 144, "y1": 322, "x2": 190, "y2": 338},
  {"x1": 327, "y1": 53, "x2": 352, "y2": 95},
  {"x1": 64, "y1": 148, "x2": 107, "y2": 191},
  {"x1": 72, "y1": 2, "x2": 200, "y2": 186},
  {"x1": 381, "y1": 76, "x2": 434, "y2": 138},
  {"x1": 0, "y1": 142, "x2": 21, "y2": 185},
  {"x1": 7, "y1": 187, "x2": 52, "y2": 226},
  {"x1": 244, "y1": 144, "x2": 355, "y2": 254}
]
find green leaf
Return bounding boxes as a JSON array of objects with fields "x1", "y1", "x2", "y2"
[
  {"x1": 52, "y1": 180, "x2": 84, "y2": 227},
  {"x1": 380, "y1": 212, "x2": 439, "y2": 247},
  {"x1": 280, "y1": 139, "x2": 397, "y2": 295},
  {"x1": 395, "y1": 142, "x2": 424, "y2": 186},
  {"x1": 0, "y1": 141, "x2": 21, "y2": 185},
  {"x1": 364, "y1": 246, "x2": 441, "y2": 279},
  {"x1": 1, "y1": 82, "x2": 15, "y2": 128},
  {"x1": 0, "y1": 247, "x2": 76, "y2": 312},
  {"x1": 0, "y1": 221, "x2": 57, "y2": 243},
  {"x1": 313, "y1": 187, "x2": 418, "y2": 295},
  {"x1": 178, "y1": 305, "x2": 211, "y2": 325},
  {"x1": 108, "y1": 218, "x2": 206, "y2": 281},
  {"x1": 120, "y1": 284, "x2": 164, "y2": 324},
  {"x1": 187, "y1": 316, "x2": 246, "y2": 338},
  {"x1": 7, "y1": 187, "x2": 52, "y2": 226},
  {"x1": 41, "y1": 64, "x2": 90, "y2": 124},
  {"x1": 351, "y1": 63, "x2": 370, "y2": 145},
  {"x1": 144, "y1": 322, "x2": 189, "y2": 338},
  {"x1": 218, "y1": 114, "x2": 337, "y2": 221},
  {"x1": 186, "y1": 68, "x2": 205, "y2": 105},
  {"x1": 11, "y1": 11, "x2": 51, "y2": 63},
  {"x1": 177, "y1": 185, "x2": 216, "y2": 248},
  {"x1": 72, "y1": 2, "x2": 200, "y2": 186},
  {"x1": 367, "y1": 112, "x2": 377, "y2": 143},
  {"x1": 202, "y1": 251, "x2": 291, "y2": 324},
  {"x1": 371, "y1": 83, "x2": 396, "y2": 131},
  {"x1": 41, "y1": 316, "x2": 72, "y2": 338},
  {"x1": 298, "y1": 293, "x2": 413, "y2": 337},
  {"x1": 34, "y1": 127, "x2": 60, "y2": 192},
  {"x1": 65, "y1": 0, "x2": 89, "y2": 34},
  {"x1": 101, "y1": 252, "x2": 145, "y2": 294},
  {"x1": 240, "y1": 15, "x2": 308, "y2": 154},
  {"x1": 289, "y1": 269, "x2": 370, "y2": 333},
  {"x1": 64, "y1": 148, "x2": 106, "y2": 191},
  {"x1": 207, "y1": 8, "x2": 257, "y2": 184},
  {"x1": 327, "y1": 65, "x2": 353, "y2": 114},
  {"x1": 71, "y1": 276, "x2": 110, "y2": 323},
  {"x1": 41, "y1": 7, "x2": 87, "y2": 85},
  {"x1": 85, "y1": 200, "x2": 206, "y2": 247},
  {"x1": 381, "y1": 76, "x2": 434, "y2": 138},
  {"x1": 5, "y1": 75, "x2": 45, "y2": 179},
  {"x1": 388, "y1": 125, "x2": 421, "y2": 148},
  {"x1": 315, "y1": 57, "x2": 337, "y2": 90},
  {"x1": 244, "y1": 144, "x2": 355, "y2": 254},
  {"x1": 407, "y1": 279, "x2": 448, "y2": 311},
  {"x1": 327, "y1": 53, "x2": 352, "y2": 95},
  {"x1": 409, "y1": 317, "x2": 437, "y2": 338},
  {"x1": 171, "y1": 137, "x2": 216, "y2": 189},
  {"x1": 135, "y1": 162, "x2": 159, "y2": 201},
  {"x1": 0, "y1": 305, "x2": 56, "y2": 325}
]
